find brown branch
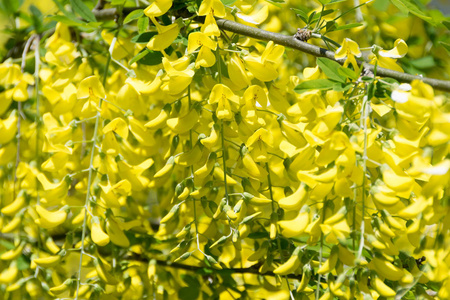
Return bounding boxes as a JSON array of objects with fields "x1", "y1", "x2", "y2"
[
  {"x1": 135, "y1": 255, "x2": 304, "y2": 280},
  {"x1": 91, "y1": 7, "x2": 450, "y2": 92},
  {"x1": 92, "y1": 7, "x2": 146, "y2": 20}
]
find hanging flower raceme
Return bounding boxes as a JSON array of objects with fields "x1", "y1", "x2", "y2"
[
  {"x1": 44, "y1": 23, "x2": 78, "y2": 67},
  {"x1": 2, "y1": 1, "x2": 450, "y2": 299},
  {"x1": 143, "y1": 0, "x2": 177, "y2": 53},
  {"x1": 335, "y1": 38, "x2": 361, "y2": 71},
  {"x1": 0, "y1": 63, "x2": 34, "y2": 107},
  {"x1": 370, "y1": 39, "x2": 408, "y2": 72}
]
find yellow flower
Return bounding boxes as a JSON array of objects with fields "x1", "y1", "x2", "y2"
[
  {"x1": 209, "y1": 84, "x2": 239, "y2": 119},
  {"x1": 144, "y1": 0, "x2": 173, "y2": 17},
  {"x1": 370, "y1": 39, "x2": 408, "y2": 73},
  {"x1": 147, "y1": 21, "x2": 179, "y2": 52},
  {"x1": 379, "y1": 39, "x2": 408, "y2": 59},
  {"x1": 77, "y1": 76, "x2": 106, "y2": 100},
  {"x1": 198, "y1": 0, "x2": 226, "y2": 17},
  {"x1": 201, "y1": 12, "x2": 220, "y2": 37},
  {"x1": 195, "y1": 47, "x2": 216, "y2": 68},
  {"x1": 244, "y1": 41, "x2": 284, "y2": 82},
  {"x1": 101, "y1": 30, "x2": 134, "y2": 60},
  {"x1": 335, "y1": 38, "x2": 361, "y2": 71},
  {"x1": 187, "y1": 31, "x2": 217, "y2": 68},
  {"x1": 243, "y1": 85, "x2": 267, "y2": 108},
  {"x1": 241, "y1": 85, "x2": 267, "y2": 123},
  {"x1": 0, "y1": 111, "x2": 17, "y2": 145},
  {"x1": 161, "y1": 57, "x2": 195, "y2": 95},
  {"x1": 227, "y1": 54, "x2": 251, "y2": 90},
  {"x1": 236, "y1": 5, "x2": 269, "y2": 26},
  {"x1": 103, "y1": 118, "x2": 129, "y2": 140},
  {"x1": 187, "y1": 32, "x2": 217, "y2": 54},
  {"x1": 246, "y1": 128, "x2": 273, "y2": 162}
]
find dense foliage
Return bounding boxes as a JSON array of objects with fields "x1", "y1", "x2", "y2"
[{"x1": 0, "y1": 0, "x2": 450, "y2": 299}]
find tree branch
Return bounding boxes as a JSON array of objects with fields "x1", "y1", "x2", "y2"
[
  {"x1": 92, "y1": 7, "x2": 450, "y2": 92},
  {"x1": 133, "y1": 255, "x2": 303, "y2": 280}
]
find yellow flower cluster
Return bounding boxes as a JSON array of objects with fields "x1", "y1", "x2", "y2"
[{"x1": 0, "y1": 0, "x2": 449, "y2": 299}]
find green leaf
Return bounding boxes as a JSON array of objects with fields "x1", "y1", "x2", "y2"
[
  {"x1": 131, "y1": 32, "x2": 158, "y2": 44},
  {"x1": 29, "y1": 5, "x2": 44, "y2": 33},
  {"x1": 130, "y1": 49, "x2": 151, "y2": 65},
  {"x1": 294, "y1": 79, "x2": 338, "y2": 93},
  {"x1": 390, "y1": 0, "x2": 432, "y2": 23},
  {"x1": 221, "y1": 0, "x2": 238, "y2": 5},
  {"x1": 333, "y1": 82, "x2": 352, "y2": 92},
  {"x1": 17, "y1": 256, "x2": 30, "y2": 271},
  {"x1": 367, "y1": 82, "x2": 375, "y2": 100},
  {"x1": 178, "y1": 286, "x2": 200, "y2": 300},
  {"x1": 443, "y1": 20, "x2": 450, "y2": 30},
  {"x1": 308, "y1": 11, "x2": 316, "y2": 24},
  {"x1": 373, "y1": 0, "x2": 390, "y2": 11},
  {"x1": 291, "y1": 8, "x2": 308, "y2": 24},
  {"x1": 439, "y1": 41, "x2": 450, "y2": 55},
  {"x1": 47, "y1": 15, "x2": 86, "y2": 26},
  {"x1": 111, "y1": 0, "x2": 126, "y2": 5},
  {"x1": 29, "y1": 5, "x2": 42, "y2": 18},
  {"x1": 0, "y1": 0, "x2": 23, "y2": 14},
  {"x1": 0, "y1": 239, "x2": 14, "y2": 250},
  {"x1": 325, "y1": 20, "x2": 337, "y2": 32},
  {"x1": 248, "y1": 232, "x2": 270, "y2": 239},
  {"x1": 334, "y1": 23, "x2": 363, "y2": 31},
  {"x1": 51, "y1": 0, "x2": 78, "y2": 20},
  {"x1": 316, "y1": 57, "x2": 346, "y2": 83},
  {"x1": 265, "y1": 0, "x2": 285, "y2": 7},
  {"x1": 70, "y1": 0, "x2": 97, "y2": 23},
  {"x1": 333, "y1": 1, "x2": 367, "y2": 21},
  {"x1": 409, "y1": 56, "x2": 435, "y2": 69},
  {"x1": 181, "y1": 275, "x2": 200, "y2": 288},
  {"x1": 326, "y1": 0, "x2": 350, "y2": 4},
  {"x1": 137, "y1": 16, "x2": 149, "y2": 33},
  {"x1": 338, "y1": 67, "x2": 358, "y2": 80},
  {"x1": 123, "y1": 9, "x2": 144, "y2": 24},
  {"x1": 129, "y1": 48, "x2": 164, "y2": 66},
  {"x1": 318, "y1": 0, "x2": 331, "y2": 5}
]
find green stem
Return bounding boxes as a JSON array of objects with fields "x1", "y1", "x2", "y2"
[
  {"x1": 75, "y1": 41, "x2": 113, "y2": 299},
  {"x1": 33, "y1": 35, "x2": 42, "y2": 278},
  {"x1": 316, "y1": 200, "x2": 328, "y2": 300},
  {"x1": 265, "y1": 163, "x2": 293, "y2": 299},
  {"x1": 357, "y1": 94, "x2": 369, "y2": 261}
]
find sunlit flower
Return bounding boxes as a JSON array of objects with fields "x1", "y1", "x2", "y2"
[
  {"x1": 370, "y1": 39, "x2": 408, "y2": 72},
  {"x1": 198, "y1": 0, "x2": 226, "y2": 17},
  {"x1": 209, "y1": 84, "x2": 239, "y2": 119},
  {"x1": 144, "y1": 0, "x2": 173, "y2": 17},
  {"x1": 335, "y1": 38, "x2": 361, "y2": 71}
]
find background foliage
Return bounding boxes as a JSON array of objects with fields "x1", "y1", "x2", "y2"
[{"x1": 0, "y1": 0, "x2": 450, "y2": 299}]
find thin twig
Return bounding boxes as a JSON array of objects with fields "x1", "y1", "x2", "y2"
[{"x1": 14, "y1": 35, "x2": 36, "y2": 198}]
